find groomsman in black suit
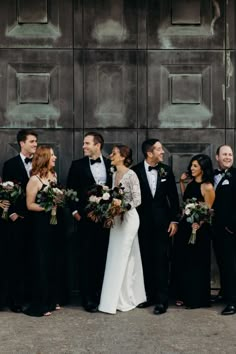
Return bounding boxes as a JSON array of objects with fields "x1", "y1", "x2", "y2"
[
  {"x1": 212, "y1": 145, "x2": 236, "y2": 315},
  {"x1": 133, "y1": 139, "x2": 179, "y2": 315},
  {"x1": 67, "y1": 132, "x2": 111, "y2": 312},
  {"x1": 2, "y1": 129, "x2": 38, "y2": 312}
]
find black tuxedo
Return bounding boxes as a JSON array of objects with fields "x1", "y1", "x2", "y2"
[
  {"x1": 2, "y1": 154, "x2": 32, "y2": 308},
  {"x1": 212, "y1": 167, "x2": 236, "y2": 304},
  {"x1": 133, "y1": 161, "x2": 179, "y2": 306},
  {"x1": 67, "y1": 156, "x2": 112, "y2": 306}
]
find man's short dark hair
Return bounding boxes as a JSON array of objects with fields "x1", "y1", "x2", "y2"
[
  {"x1": 17, "y1": 129, "x2": 38, "y2": 147},
  {"x1": 141, "y1": 139, "x2": 160, "y2": 158},
  {"x1": 216, "y1": 144, "x2": 232, "y2": 156},
  {"x1": 84, "y1": 132, "x2": 104, "y2": 149}
]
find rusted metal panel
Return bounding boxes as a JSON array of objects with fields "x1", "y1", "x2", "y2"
[
  {"x1": 74, "y1": 51, "x2": 83, "y2": 129},
  {"x1": 227, "y1": 0, "x2": 236, "y2": 50},
  {"x1": 225, "y1": 50, "x2": 235, "y2": 128},
  {"x1": 77, "y1": 0, "x2": 138, "y2": 49},
  {"x1": 148, "y1": 50, "x2": 225, "y2": 129},
  {"x1": 83, "y1": 51, "x2": 138, "y2": 128},
  {"x1": 0, "y1": 50, "x2": 73, "y2": 128},
  {"x1": 0, "y1": 0, "x2": 72, "y2": 48},
  {"x1": 148, "y1": 0, "x2": 225, "y2": 49}
]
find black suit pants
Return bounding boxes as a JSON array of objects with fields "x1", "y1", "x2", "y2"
[
  {"x1": 78, "y1": 219, "x2": 109, "y2": 304},
  {"x1": 139, "y1": 224, "x2": 170, "y2": 306},
  {"x1": 213, "y1": 226, "x2": 236, "y2": 304}
]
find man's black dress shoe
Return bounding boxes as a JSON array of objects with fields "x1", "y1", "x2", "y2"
[
  {"x1": 221, "y1": 304, "x2": 236, "y2": 316},
  {"x1": 137, "y1": 300, "x2": 154, "y2": 309},
  {"x1": 210, "y1": 294, "x2": 224, "y2": 304},
  {"x1": 10, "y1": 305, "x2": 22, "y2": 313},
  {"x1": 84, "y1": 303, "x2": 98, "y2": 313},
  {"x1": 153, "y1": 304, "x2": 167, "y2": 315}
]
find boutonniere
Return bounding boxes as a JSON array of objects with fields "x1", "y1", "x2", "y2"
[
  {"x1": 159, "y1": 167, "x2": 168, "y2": 178},
  {"x1": 223, "y1": 171, "x2": 232, "y2": 179}
]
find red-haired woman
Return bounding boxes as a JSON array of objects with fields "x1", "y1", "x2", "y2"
[{"x1": 24, "y1": 146, "x2": 62, "y2": 317}]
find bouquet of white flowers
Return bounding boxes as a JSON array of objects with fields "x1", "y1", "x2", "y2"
[
  {"x1": 86, "y1": 184, "x2": 129, "y2": 228},
  {"x1": 0, "y1": 181, "x2": 23, "y2": 220},
  {"x1": 36, "y1": 182, "x2": 78, "y2": 224},
  {"x1": 183, "y1": 197, "x2": 214, "y2": 244}
]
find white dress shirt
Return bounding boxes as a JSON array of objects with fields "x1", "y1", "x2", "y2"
[
  {"x1": 72, "y1": 155, "x2": 107, "y2": 216},
  {"x1": 89, "y1": 155, "x2": 107, "y2": 185},
  {"x1": 144, "y1": 160, "x2": 158, "y2": 197},
  {"x1": 20, "y1": 153, "x2": 32, "y2": 178},
  {"x1": 214, "y1": 169, "x2": 227, "y2": 188}
]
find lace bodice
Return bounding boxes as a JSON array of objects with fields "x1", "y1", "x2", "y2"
[{"x1": 113, "y1": 169, "x2": 141, "y2": 209}]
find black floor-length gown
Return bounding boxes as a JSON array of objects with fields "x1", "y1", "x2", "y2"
[
  {"x1": 172, "y1": 180, "x2": 211, "y2": 308},
  {"x1": 24, "y1": 185, "x2": 65, "y2": 316}
]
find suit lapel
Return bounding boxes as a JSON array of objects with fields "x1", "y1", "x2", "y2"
[
  {"x1": 83, "y1": 157, "x2": 96, "y2": 184},
  {"x1": 16, "y1": 155, "x2": 29, "y2": 183},
  {"x1": 103, "y1": 156, "x2": 112, "y2": 186},
  {"x1": 153, "y1": 176, "x2": 161, "y2": 198},
  {"x1": 216, "y1": 168, "x2": 232, "y2": 191}
]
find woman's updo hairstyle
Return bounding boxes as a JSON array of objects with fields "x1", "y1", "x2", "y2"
[{"x1": 115, "y1": 145, "x2": 133, "y2": 167}]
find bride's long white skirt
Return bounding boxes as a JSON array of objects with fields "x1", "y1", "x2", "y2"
[{"x1": 99, "y1": 208, "x2": 146, "y2": 314}]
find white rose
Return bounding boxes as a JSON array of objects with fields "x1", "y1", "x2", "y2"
[
  {"x1": 2, "y1": 181, "x2": 14, "y2": 187},
  {"x1": 102, "y1": 185, "x2": 109, "y2": 191},
  {"x1": 102, "y1": 192, "x2": 110, "y2": 201},
  {"x1": 89, "y1": 195, "x2": 97, "y2": 203},
  {"x1": 186, "y1": 203, "x2": 195, "y2": 209},
  {"x1": 185, "y1": 208, "x2": 191, "y2": 216},
  {"x1": 53, "y1": 188, "x2": 63, "y2": 194}
]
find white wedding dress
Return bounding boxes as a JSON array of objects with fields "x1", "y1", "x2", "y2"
[{"x1": 99, "y1": 169, "x2": 146, "y2": 314}]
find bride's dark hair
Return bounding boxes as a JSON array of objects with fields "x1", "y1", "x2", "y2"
[{"x1": 114, "y1": 145, "x2": 133, "y2": 167}]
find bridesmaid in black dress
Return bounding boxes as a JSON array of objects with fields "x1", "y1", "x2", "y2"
[
  {"x1": 172, "y1": 154, "x2": 215, "y2": 309},
  {"x1": 24, "y1": 146, "x2": 62, "y2": 317}
]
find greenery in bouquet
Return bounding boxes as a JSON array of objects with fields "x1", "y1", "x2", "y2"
[
  {"x1": 0, "y1": 181, "x2": 23, "y2": 220},
  {"x1": 36, "y1": 181, "x2": 78, "y2": 225},
  {"x1": 86, "y1": 183, "x2": 129, "y2": 228},
  {"x1": 183, "y1": 197, "x2": 214, "y2": 244}
]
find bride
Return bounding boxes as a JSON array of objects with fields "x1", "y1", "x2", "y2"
[{"x1": 99, "y1": 145, "x2": 146, "y2": 314}]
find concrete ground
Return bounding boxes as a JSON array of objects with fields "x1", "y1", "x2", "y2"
[{"x1": 0, "y1": 303, "x2": 236, "y2": 354}]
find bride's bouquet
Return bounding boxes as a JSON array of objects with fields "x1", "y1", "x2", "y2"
[
  {"x1": 0, "y1": 181, "x2": 23, "y2": 220},
  {"x1": 36, "y1": 182, "x2": 78, "y2": 224},
  {"x1": 183, "y1": 197, "x2": 214, "y2": 244},
  {"x1": 86, "y1": 184, "x2": 129, "y2": 228}
]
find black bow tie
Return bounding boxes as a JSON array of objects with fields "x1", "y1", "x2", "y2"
[
  {"x1": 90, "y1": 157, "x2": 101, "y2": 165},
  {"x1": 148, "y1": 165, "x2": 159, "y2": 171},
  {"x1": 214, "y1": 169, "x2": 226, "y2": 175},
  {"x1": 25, "y1": 157, "x2": 33, "y2": 164}
]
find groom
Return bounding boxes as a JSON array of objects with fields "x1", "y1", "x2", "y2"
[
  {"x1": 67, "y1": 132, "x2": 112, "y2": 312},
  {"x1": 133, "y1": 138, "x2": 179, "y2": 315}
]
